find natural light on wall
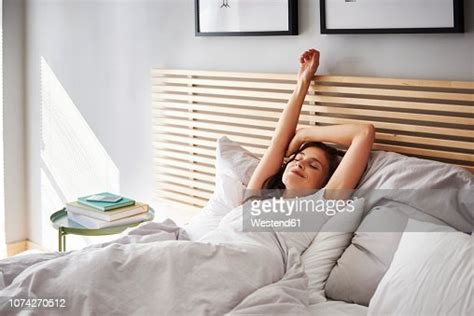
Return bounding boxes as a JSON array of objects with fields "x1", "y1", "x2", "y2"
[
  {"x1": 40, "y1": 57, "x2": 120, "y2": 250},
  {"x1": 0, "y1": 0, "x2": 6, "y2": 257}
]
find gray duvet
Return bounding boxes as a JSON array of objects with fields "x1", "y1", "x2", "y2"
[{"x1": 0, "y1": 218, "x2": 311, "y2": 315}]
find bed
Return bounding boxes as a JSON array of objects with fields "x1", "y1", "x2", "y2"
[
  {"x1": 0, "y1": 70, "x2": 472, "y2": 315},
  {"x1": 150, "y1": 69, "x2": 473, "y2": 315}
]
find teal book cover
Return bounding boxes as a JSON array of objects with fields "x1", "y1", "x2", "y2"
[{"x1": 78, "y1": 192, "x2": 135, "y2": 211}]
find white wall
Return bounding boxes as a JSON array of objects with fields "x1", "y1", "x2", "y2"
[
  {"x1": 14, "y1": 0, "x2": 474, "y2": 248},
  {"x1": 3, "y1": 0, "x2": 26, "y2": 244}
]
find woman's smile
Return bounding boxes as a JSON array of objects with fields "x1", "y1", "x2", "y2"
[{"x1": 291, "y1": 168, "x2": 306, "y2": 179}]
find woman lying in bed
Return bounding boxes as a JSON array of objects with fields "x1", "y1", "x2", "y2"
[
  {"x1": 0, "y1": 49, "x2": 375, "y2": 315},
  {"x1": 246, "y1": 48, "x2": 375, "y2": 201}
]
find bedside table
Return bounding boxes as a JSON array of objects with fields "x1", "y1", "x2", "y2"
[{"x1": 50, "y1": 208, "x2": 155, "y2": 252}]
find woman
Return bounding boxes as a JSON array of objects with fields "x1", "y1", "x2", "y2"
[{"x1": 246, "y1": 49, "x2": 375, "y2": 201}]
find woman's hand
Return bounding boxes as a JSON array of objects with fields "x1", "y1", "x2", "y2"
[
  {"x1": 297, "y1": 49, "x2": 320, "y2": 83},
  {"x1": 286, "y1": 128, "x2": 308, "y2": 157}
]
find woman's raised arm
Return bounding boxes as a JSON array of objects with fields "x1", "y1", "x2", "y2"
[{"x1": 247, "y1": 49, "x2": 320, "y2": 191}]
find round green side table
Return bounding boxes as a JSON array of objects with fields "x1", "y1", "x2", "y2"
[{"x1": 50, "y1": 208, "x2": 155, "y2": 252}]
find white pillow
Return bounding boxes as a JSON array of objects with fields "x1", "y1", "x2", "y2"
[
  {"x1": 368, "y1": 219, "x2": 473, "y2": 316},
  {"x1": 216, "y1": 136, "x2": 260, "y2": 183},
  {"x1": 183, "y1": 137, "x2": 259, "y2": 240},
  {"x1": 302, "y1": 197, "x2": 365, "y2": 304}
]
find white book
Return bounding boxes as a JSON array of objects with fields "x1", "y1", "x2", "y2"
[
  {"x1": 66, "y1": 201, "x2": 148, "y2": 221},
  {"x1": 67, "y1": 212, "x2": 149, "y2": 229}
]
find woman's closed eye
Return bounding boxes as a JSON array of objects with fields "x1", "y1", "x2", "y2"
[{"x1": 295, "y1": 154, "x2": 303, "y2": 161}]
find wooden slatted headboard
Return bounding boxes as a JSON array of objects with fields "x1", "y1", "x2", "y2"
[{"x1": 151, "y1": 69, "x2": 473, "y2": 213}]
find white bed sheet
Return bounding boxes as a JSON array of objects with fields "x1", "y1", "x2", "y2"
[{"x1": 309, "y1": 300, "x2": 367, "y2": 316}]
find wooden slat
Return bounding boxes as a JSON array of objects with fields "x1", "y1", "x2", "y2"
[
  {"x1": 154, "y1": 102, "x2": 282, "y2": 119},
  {"x1": 315, "y1": 75, "x2": 474, "y2": 90},
  {"x1": 306, "y1": 95, "x2": 473, "y2": 115},
  {"x1": 156, "y1": 182, "x2": 212, "y2": 201},
  {"x1": 155, "y1": 133, "x2": 217, "y2": 148},
  {"x1": 153, "y1": 125, "x2": 269, "y2": 147},
  {"x1": 158, "y1": 174, "x2": 214, "y2": 192},
  {"x1": 155, "y1": 117, "x2": 275, "y2": 137},
  {"x1": 156, "y1": 165, "x2": 215, "y2": 183},
  {"x1": 314, "y1": 85, "x2": 473, "y2": 102},
  {"x1": 152, "y1": 69, "x2": 295, "y2": 81},
  {"x1": 374, "y1": 133, "x2": 472, "y2": 151},
  {"x1": 156, "y1": 142, "x2": 264, "y2": 161},
  {"x1": 461, "y1": 166, "x2": 474, "y2": 173},
  {"x1": 155, "y1": 149, "x2": 215, "y2": 166},
  {"x1": 155, "y1": 141, "x2": 215, "y2": 158},
  {"x1": 155, "y1": 110, "x2": 277, "y2": 129},
  {"x1": 311, "y1": 116, "x2": 473, "y2": 138},
  {"x1": 308, "y1": 105, "x2": 473, "y2": 126},
  {"x1": 153, "y1": 85, "x2": 290, "y2": 101},
  {"x1": 155, "y1": 136, "x2": 266, "y2": 156},
  {"x1": 155, "y1": 188, "x2": 208, "y2": 206},
  {"x1": 154, "y1": 77, "x2": 295, "y2": 91},
  {"x1": 153, "y1": 93, "x2": 285, "y2": 111},
  {"x1": 154, "y1": 157, "x2": 215, "y2": 175},
  {"x1": 372, "y1": 144, "x2": 473, "y2": 162}
]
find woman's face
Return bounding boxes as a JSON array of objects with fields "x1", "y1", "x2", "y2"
[{"x1": 282, "y1": 146, "x2": 330, "y2": 191}]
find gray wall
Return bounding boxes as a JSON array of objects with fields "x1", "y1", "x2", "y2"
[
  {"x1": 4, "y1": 0, "x2": 473, "y2": 246},
  {"x1": 3, "y1": 0, "x2": 26, "y2": 243}
]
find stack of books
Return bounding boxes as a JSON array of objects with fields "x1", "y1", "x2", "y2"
[{"x1": 66, "y1": 192, "x2": 149, "y2": 229}]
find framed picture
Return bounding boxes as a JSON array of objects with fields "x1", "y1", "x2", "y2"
[
  {"x1": 320, "y1": 0, "x2": 464, "y2": 34},
  {"x1": 195, "y1": 0, "x2": 298, "y2": 36}
]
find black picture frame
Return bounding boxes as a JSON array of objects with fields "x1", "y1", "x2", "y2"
[
  {"x1": 195, "y1": 0, "x2": 298, "y2": 36},
  {"x1": 320, "y1": 0, "x2": 464, "y2": 34}
]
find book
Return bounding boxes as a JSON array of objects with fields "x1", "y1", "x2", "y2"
[
  {"x1": 78, "y1": 192, "x2": 135, "y2": 211},
  {"x1": 67, "y1": 212, "x2": 149, "y2": 229},
  {"x1": 86, "y1": 193, "x2": 122, "y2": 203},
  {"x1": 66, "y1": 201, "x2": 148, "y2": 221}
]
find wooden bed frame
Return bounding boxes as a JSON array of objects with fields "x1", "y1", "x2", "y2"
[{"x1": 151, "y1": 69, "x2": 473, "y2": 213}]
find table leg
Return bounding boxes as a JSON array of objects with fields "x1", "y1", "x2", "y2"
[
  {"x1": 58, "y1": 228, "x2": 67, "y2": 252},
  {"x1": 58, "y1": 228, "x2": 62, "y2": 252},
  {"x1": 62, "y1": 231, "x2": 67, "y2": 252}
]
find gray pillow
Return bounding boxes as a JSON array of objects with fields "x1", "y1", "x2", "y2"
[
  {"x1": 324, "y1": 151, "x2": 474, "y2": 306},
  {"x1": 355, "y1": 151, "x2": 473, "y2": 232}
]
